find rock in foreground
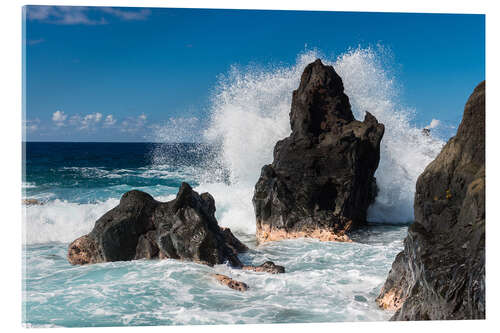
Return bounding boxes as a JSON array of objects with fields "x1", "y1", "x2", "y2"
[
  {"x1": 68, "y1": 183, "x2": 248, "y2": 267},
  {"x1": 376, "y1": 81, "x2": 485, "y2": 320},
  {"x1": 253, "y1": 59, "x2": 384, "y2": 243}
]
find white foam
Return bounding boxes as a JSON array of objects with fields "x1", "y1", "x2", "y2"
[
  {"x1": 23, "y1": 198, "x2": 119, "y2": 244},
  {"x1": 332, "y1": 47, "x2": 444, "y2": 222},
  {"x1": 22, "y1": 182, "x2": 37, "y2": 189},
  {"x1": 194, "y1": 182, "x2": 256, "y2": 234}
]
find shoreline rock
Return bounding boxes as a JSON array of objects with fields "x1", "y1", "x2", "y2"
[
  {"x1": 376, "y1": 81, "x2": 485, "y2": 320},
  {"x1": 253, "y1": 59, "x2": 384, "y2": 243},
  {"x1": 68, "y1": 183, "x2": 285, "y2": 292},
  {"x1": 68, "y1": 183, "x2": 248, "y2": 267},
  {"x1": 256, "y1": 224, "x2": 351, "y2": 243}
]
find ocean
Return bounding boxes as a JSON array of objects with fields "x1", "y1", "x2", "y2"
[{"x1": 22, "y1": 48, "x2": 446, "y2": 327}]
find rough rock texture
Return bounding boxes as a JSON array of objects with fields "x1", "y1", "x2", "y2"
[
  {"x1": 68, "y1": 183, "x2": 248, "y2": 267},
  {"x1": 213, "y1": 274, "x2": 249, "y2": 292},
  {"x1": 253, "y1": 59, "x2": 385, "y2": 243},
  {"x1": 242, "y1": 261, "x2": 285, "y2": 274},
  {"x1": 376, "y1": 81, "x2": 485, "y2": 320}
]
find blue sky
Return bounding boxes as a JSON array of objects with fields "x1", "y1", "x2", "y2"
[{"x1": 24, "y1": 6, "x2": 485, "y2": 142}]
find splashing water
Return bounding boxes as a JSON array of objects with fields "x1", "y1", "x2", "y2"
[{"x1": 202, "y1": 47, "x2": 445, "y2": 229}]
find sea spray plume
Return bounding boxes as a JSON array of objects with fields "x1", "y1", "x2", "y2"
[
  {"x1": 148, "y1": 142, "x2": 229, "y2": 185},
  {"x1": 204, "y1": 61, "x2": 305, "y2": 185},
  {"x1": 333, "y1": 47, "x2": 445, "y2": 222},
  {"x1": 200, "y1": 54, "x2": 320, "y2": 233},
  {"x1": 203, "y1": 47, "x2": 444, "y2": 231}
]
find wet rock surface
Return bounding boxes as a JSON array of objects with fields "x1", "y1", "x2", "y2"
[
  {"x1": 213, "y1": 274, "x2": 249, "y2": 292},
  {"x1": 242, "y1": 261, "x2": 285, "y2": 274},
  {"x1": 377, "y1": 81, "x2": 485, "y2": 320},
  {"x1": 68, "y1": 183, "x2": 248, "y2": 267},
  {"x1": 253, "y1": 59, "x2": 384, "y2": 243}
]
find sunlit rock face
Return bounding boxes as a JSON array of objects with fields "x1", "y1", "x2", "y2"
[{"x1": 377, "y1": 81, "x2": 485, "y2": 320}]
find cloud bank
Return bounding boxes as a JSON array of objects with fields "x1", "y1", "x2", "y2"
[{"x1": 26, "y1": 6, "x2": 151, "y2": 25}]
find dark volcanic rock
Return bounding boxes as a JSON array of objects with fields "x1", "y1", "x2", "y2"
[
  {"x1": 242, "y1": 261, "x2": 285, "y2": 274},
  {"x1": 68, "y1": 183, "x2": 248, "y2": 267},
  {"x1": 253, "y1": 59, "x2": 385, "y2": 243},
  {"x1": 376, "y1": 81, "x2": 485, "y2": 320}
]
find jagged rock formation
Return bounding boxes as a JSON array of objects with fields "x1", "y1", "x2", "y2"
[
  {"x1": 68, "y1": 183, "x2": 248, "y2": 267},
  {"x1": 376, "y1": 81, "x2": 485, "y2": 320},
  {"x1": 253, "y1": 59, "x2": 385, "y2": 243}
]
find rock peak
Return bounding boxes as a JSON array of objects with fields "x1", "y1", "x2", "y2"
[
  {"x1": 291, "y1": 59, "x2": 354, "y2": 139},
  {"x1": 253, "y1": 60, "x2": 384, "y2": 243}
]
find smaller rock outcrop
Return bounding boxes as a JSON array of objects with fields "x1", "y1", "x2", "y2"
[
  {"x1": 68, "y1": 183, "x2": 286, "y2": 292},
  {"x1": 68, "y1": 183, "x2": 248, "y2": 267},
  {"x1": 22, "y1": 198, "x2": 42, "y2": 206},
  {"x1": 213, "y1": 274, "x2": 249, "y2": 292},
  {"x1": 253, "y1": 59, "x2": 384, "y2": 243},
  {"x1": 376, "y1": 81, "x2": 485, "y2": 320},
  {"x1": 242, "y1": 261, "x2": 285, "y2": 274}
]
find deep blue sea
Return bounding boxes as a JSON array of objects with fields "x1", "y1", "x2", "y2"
[{"x1": 22, "y1": 142, "x2": 407, "y2": 327}]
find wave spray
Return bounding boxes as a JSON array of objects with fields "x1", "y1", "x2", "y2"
[{"x1": 201, "y1": 47, "x2": 444, "y2": 232}]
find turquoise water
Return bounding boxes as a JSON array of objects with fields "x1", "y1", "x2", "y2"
[
  {"x1": 22, "y1": 142, "x2": 406, "y2": 327},
  {"x1": 23, "y1": 227, "x2": 405, "y2": 327}
]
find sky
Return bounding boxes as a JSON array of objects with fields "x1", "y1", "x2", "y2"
[{"x1": 23, "y1": 6, "x2": 485, "y2": 142}]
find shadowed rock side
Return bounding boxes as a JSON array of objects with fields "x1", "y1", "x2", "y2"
[
  {"x1": 68, "y1": 183, "x2": 249, "y2": 267},
  {"x1": 253, "y1": 59, "x2": 385, "y2": 243},
  {"x1": 376, "y1": 81, "x2": 485, "y2": 320}
]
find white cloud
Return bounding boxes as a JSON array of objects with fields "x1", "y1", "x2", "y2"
[
  {"x1": 26, "y1": 6, "x2": 106, "y2": 25},
  {"x1": 120, "y1": 114, "x2": 148, "y2": 133},
  {"x1": 80, "y1": 112, "x2": 103, "y2": 129},
  {"x1": 26, "y1": 6, "x2": 151, "y2": 25},
  {"x1": 103, "y1": 114, "x2": 116, "y2": 127},
  {"x1": 99, "y1": 8, "x2": 151, "y2": 21},
  {"x1": 24, "y1": 118, "x2": 40, "y2": 132},
  {"x1": 52, "y1": 110, "x2": 67, "y2": 126},
  {"x1": 66, "y1": 112, "x2": 103, "y2": 130},
  {"x1": 425, "y1": 119, "x2": 441, "y2": 129}
]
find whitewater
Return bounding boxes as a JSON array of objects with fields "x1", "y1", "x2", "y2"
[{"x1": 23, "y1": 47, "x2": 446, "y2": 327}]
